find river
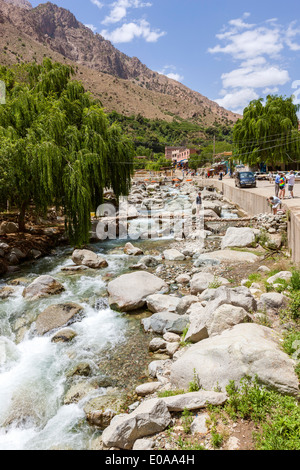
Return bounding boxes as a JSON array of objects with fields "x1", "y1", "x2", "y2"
[{"x1": 0, "y1": 184, "x2": 239, "y2": 450}]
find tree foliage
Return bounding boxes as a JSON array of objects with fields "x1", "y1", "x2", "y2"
[
  {"x1": 0, "y1": 59, "x2": 134, "y2": 245},
  {"x1": 233, "y1": 95, "x2": 300, "y2": 166}
]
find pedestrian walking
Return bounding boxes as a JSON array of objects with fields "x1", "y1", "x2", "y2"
[
  {"x1": 287, "y1": 170, "x2": 295, "y2": 198},
  {"x1": 274, "y1": 172, "x2": 280, "y2": 197},
  {"x1": 267, "y1": 196, "x2": 282, "y2": 215},
  {"x1": 278, "y1": 173, "x2": 286, "y2": 199}
]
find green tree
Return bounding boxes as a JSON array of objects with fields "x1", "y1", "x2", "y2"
[
  {"x1": 0, "y1": 59, "x2": 134, "y2": 245},
  {"x1": 233, "y1": 95, "x2": 300, "y2": 167}
]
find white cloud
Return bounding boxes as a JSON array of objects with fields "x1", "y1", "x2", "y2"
[
  {"x1": 158, "y1": 66, "x2": 184, "y2": 82},
  {"x1": 99, "y1": 0, "x2": 164, "y2": 44},
  {"x1": 209, "y1": 14, "x2": 300, "y2": 113},
  {"x1": 91, "y1": 0, "x2": 103, "y2": 9},
  {"x1": 85, "y1": 24, "x2": 97, "y2": 33},
  {"x1": 102, "y1": 0, "x2": 152, "y2": 25},
  {"x1": 215, "y1": 88, "x2": 259, "y2": 114},
  {"x1": 221, "y1": 66, "x2": 289, "y2": 90},
  {"x1": 101, "y1": 19, "x2": 165, "y2": 43}
]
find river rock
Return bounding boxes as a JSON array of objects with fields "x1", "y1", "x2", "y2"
[
  {"x1": 107, "y1": 271, "x2": 168, "y2": 312},
  {"x1": 163, "y1": 249, "x2": 185, "y2": 261},
  {"x1": 22, "y1": 275, "x2": 65, "y2": 300},
  {"x1": 142, "y1": 312, "x2": 189, "y2": 335},
  {"x1": 199, "y1": 285, "x2": 257, "y2": 311},
  {"x1": 84, "y1": 393, "x2": 127, "y2": 429},
  {"x1": 101, "y1": 398, "x2": 172, "y2": 449},
  {"x1": 161, "y1": 390, "x2": 227, "y2": 411},
  {"x1": 170, "y1": 323, "x2": 299, "y2": 397},
  {"x1": 51, "y1": 328, "x2": 77, "y2": 343},
  {"x1": 146, "y1": 294, "x2": 180, "y2": 313},
  {"x1": 176, "y1": 295, "x2": 199, "y2": 315},
  {"x1": 266, "y1": 271, "x2": 292, "y2": 285},
  {"x1": 124, "y1": 242, "x2": 143, "y2": 256},
  {"x1": 132, "y1": 439, "x2": 154, "y2": 450},
  {"x1": 135, "y1": 382, "x2": 162, "y2": 396},
  {"x1": 35, "y1": 302, "x2": 84, "y2": 335},
  {"x1": 190, "y1": 272, "x2": 229, "y2": 295},
  {"x1": 64, "y1": 381, "x2": 98, "y2": 405},
  {"x1": 0, "y1": 221, "x2": 18, "y2": 235},
  {"x1": 0, "y1": 286, "x2": 15, "y2": 299},
  {"x1": 175, "y1": 273, "x2": 191, "y2": 284},
  {"x1": 72, "y1": 249, "x2": 108, "y2": 269},
  {"x1": 258, "y1": 293, "x2": 289, "y2": 311},
  {"x1": 221, "y1": 227, "x2": 256, "y2": 249},
  {"x1": 139, "y1": 255, "x2": 159, "y2": 267},
  {"x1": 199, "y1": 249, "x2": 259, "y2": 264}
]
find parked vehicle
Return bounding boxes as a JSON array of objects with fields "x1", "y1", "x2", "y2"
[
  {"x1": 254, "y1": 172, "x2": 268, "y2": 180},
  {"x1": 235, "y1": 171, "x2": 257, "y2": 188}
]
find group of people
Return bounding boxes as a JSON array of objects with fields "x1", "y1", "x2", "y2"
[
  {"x1": 267, "y1": 170, "x2": 296, "y2": 214},
  {"x1": 274, "y1": 171, "x2": 296, "y2": 199}
]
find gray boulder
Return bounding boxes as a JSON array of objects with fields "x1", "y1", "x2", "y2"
[
  {"x1": 107, "y1": 271, "x2": 168, "y2": 312},
  {"x1": 146, "y1": 294, "x2": 180, "y2": 313},
  {"x1": 190, "y1": 272, "x2": 229, "y2": 295},
  {"x1": 101, "y1": 398, "x2": 172, "y2": 449},
  {"x1": 221, "y1": 227, "x2": 255, "y2": 249},
  {"x1": 170, "y1": 323, "x2": 299, "y2": 396},
  {"x1": 142, "y1": 311, "x2": 189, "y2": 335},
  {"x1": 72, "y1": 249, "x2": 108, "y2": 269},
  {"x1": 22, "y1": 275, "x2": 65, "y2": 300},
  {"x1": 35, "y1": 302, "x2": 84, "y2": 335}
]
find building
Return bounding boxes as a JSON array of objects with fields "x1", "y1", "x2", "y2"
[{"x1": 165, "y1": 146, "x2": 197, "y2": 164}]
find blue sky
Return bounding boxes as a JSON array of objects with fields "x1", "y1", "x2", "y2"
[{"x1": 29, "y1": 0, "x2": 300, "y2": 115}]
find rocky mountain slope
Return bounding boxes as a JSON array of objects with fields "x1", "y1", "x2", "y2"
[{"x1": 0, "y1": 0, "x2": 241, "y2": 125}]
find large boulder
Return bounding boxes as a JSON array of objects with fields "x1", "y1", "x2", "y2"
[
  {"x1": 124, "y1": 242, "x2": 143, "y2": 256},
  {"x1": 170, "y1": 323, "x2": 299, "y2": 397},
  {"x1": 35, "y1": 302, "x2": 84, "y2": 335},
  {"x1": 266, "y1": 271, "x2": 293, "y2": 285},
  {"x1": 0, "y1": 221, "x2": 18, "y2": 235},
  {"x1": 190, "y1": 272, "x2": 229, "y2": 295},
  {"x1": 107, "y1": 271, "x2": 168, "y2": 312},
  {"x1": 258, "y1": 293, "x2": 289, "y2": 311},
  {"x1": 199, "y1": 250, "x2": 259, "y2": 264},
  {"x1": 146, "y1": 294, "x2": 180, "y2": 313},
  {"x1": 142, "y1": 311, "x2": 189, "y2": 335},
  {"x1": 22, "y1": 275, "x2": 65, "y2": 300},
  {"x1": 163, "y1": 249, "x2": 185, "y2": 261},
  {"x1": 221, "y1": 227, "x2": 256, "y2": 249},
  {"x1": 72, "y1": 249, "x2": 108, "y2": 269},
  {"x1": 101, "y1": 398, "x2": 172, "y2": 449},
  {"x1": 186, "y1": 286, "x2": 257, "y2": 343}
]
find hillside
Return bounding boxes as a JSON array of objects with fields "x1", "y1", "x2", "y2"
[{"x1": 0, "y1": 0, "x2": 241, "y2": 127}]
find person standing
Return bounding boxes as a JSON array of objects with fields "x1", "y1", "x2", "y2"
[
  {"x1": 196, "y1": 192, "x2": 202, "y2": 216},
  {"x1": 274, "y1": 172, "x2": 280, "y2": 197},
  {"x1": 278, "y1": 173, "x2": 286, "y2": 199},
  {"x1": 268, "y1": 171, "x2": 273, "y2": 183},
  {"x1": 287, "y1": 170, "x2": 295, "y2": 198}
]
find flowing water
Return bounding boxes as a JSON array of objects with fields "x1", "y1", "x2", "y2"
[{"x1": 0, "y1": 185, "x2": 239, "y2": 449}]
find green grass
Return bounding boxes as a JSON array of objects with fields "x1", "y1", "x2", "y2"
[{"x1": 223, "y1": 377, "x2": 300, "y2": 450}]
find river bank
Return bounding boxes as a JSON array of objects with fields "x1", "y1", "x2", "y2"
[{"x1": 0, "y1": 180, "x2": 299, "y2": 451}]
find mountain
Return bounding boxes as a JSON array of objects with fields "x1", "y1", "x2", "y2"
[{"x1": 0, "y1": 0, "x2": 241, "y2": 126}]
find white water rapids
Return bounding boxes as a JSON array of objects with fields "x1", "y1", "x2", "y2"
[{"x1": 0, "y1": 186, "x2": 239, "y2": 449}]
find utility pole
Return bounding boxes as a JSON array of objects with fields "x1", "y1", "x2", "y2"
[{"x1": 213, "y1": 135, "x2": 216, "y2": 161}]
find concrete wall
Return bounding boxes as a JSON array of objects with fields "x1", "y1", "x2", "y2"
[
  {"x1": 200, "y1": 179, "x2": 270, "y2": 216},
  {"x1": 200, "y1": 178, "x2": 300, "y2": 265},
  {"x1": 288, "y1": 210, "x2": 300, "y2": 266}
]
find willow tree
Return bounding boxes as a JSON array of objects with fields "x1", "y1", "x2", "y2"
[
  {"x1": 233, "y1": 95, "x2": 300, "y2": 167},
  {"x1": 0, "y1": 58, "x2": 134, "y2": 245}
]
